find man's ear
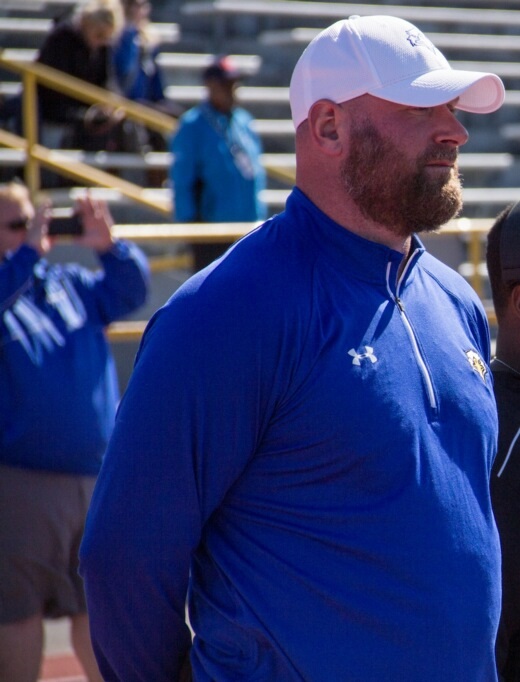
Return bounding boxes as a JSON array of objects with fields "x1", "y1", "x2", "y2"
[
  {"x1": 307, "y1": 100, "x2": 344, "y2": 155},
  {"x1": 510, "y1": 284, "x2": 520, "y2": 321}
]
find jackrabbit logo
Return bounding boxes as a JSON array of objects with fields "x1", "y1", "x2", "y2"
[
  {"x1": 465, "y1": 349, "x2": 488, "y2": 382},
  {"x1": 405, "y1": 28, "x2": 437, "y2": 54}
]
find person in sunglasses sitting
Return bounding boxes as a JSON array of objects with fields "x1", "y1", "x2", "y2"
[{"x1": 0, "y1": 181, "x2": 149, "y2": 681}]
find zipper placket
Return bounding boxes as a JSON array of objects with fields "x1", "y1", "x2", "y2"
[{"x1": 386, "y1": 257, "x2": 437, "y2": 410}]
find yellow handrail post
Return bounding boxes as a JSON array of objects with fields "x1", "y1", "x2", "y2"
[
  {"x1": 21, "y1": 71, "x2": 40, "y2": 199},
  {"x1": 468, "y1": 227, "x2": 483, "y2": 298}
]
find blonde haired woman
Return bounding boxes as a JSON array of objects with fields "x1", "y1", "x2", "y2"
[{"x1": 36, "y1": 0, "x2": 124, "y2": 146}]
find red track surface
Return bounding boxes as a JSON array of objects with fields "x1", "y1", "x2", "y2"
[{"x1": 39, "y1": 653, "x2": 87, "y2": 681}]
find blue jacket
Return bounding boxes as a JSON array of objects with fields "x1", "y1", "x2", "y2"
[
  {"x1": 80, "y1": 188, "x2": 500, "y2": 681},
  {"x1": 0, "y1": 240, "x2": 149, "y2": 475},
  {"x1": 113, "y1": 26, "x2": 164, "y2": 103},
  {"x1": 170, "y1": 102, "x2": 266, "y2": 223}
]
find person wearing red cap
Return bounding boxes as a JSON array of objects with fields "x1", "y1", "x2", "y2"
[
  {"x1": 169, "y1": 56, "x2": 266, "y2": 271},
  {"x1": 81, "y1": 16, "x2": 505, "y2": 681},
  {"x1": 487, "y1": 204, "x2": 520, "y2": 681}
]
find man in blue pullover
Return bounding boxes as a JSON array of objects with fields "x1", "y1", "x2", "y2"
[
  {"x1": 80, "y1": 16, "x2": 505, "y2": 681},
  {"x1": 0, "y1": 182, "x2": 149, "y2": 681}
]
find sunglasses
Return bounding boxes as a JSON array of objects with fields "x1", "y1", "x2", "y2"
[{"x1": 3, "y1": 217, "x2": 29, "y2": 231}]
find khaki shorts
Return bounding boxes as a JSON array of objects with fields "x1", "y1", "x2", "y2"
[{"x1": 0, "y1": 464, "x2": 96, "y2": 624}]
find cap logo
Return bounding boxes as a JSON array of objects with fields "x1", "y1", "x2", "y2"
[{"x1": 405, "y1": 28, "x2": 437, "y2": 54}]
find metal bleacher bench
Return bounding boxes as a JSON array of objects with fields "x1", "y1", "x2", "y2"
[
  {"x1": 5, "y1": 46, "x2": 520, "y2": 82},
  {"x1": 164, "y1": 83, "x2": 520, "y2": 111},
  {"x1": 0, "y1": 147, "x2": 513, "y2": 177},
  {"x1": 36, "y1": 185, "x2": 520, "y2": 216},
  {"x1": 165, "y1": 84, "x2": 291, "y2": 107},
  {"x1": 0, "y1": 48, "x2": 259, "y2": 73},
  {"x1": 501, "y1": 124, "x2": 520, "y2": 141},
  {"x1": 260, "y1": 28, "x2": 520, "y2": 52},
  {"x1": 156, "y1": 52, "x2": 260, "y2": 76},
  {"x1": 0, "y1": 19, "x2": 180, "y2": 45},
  {"x1": 0, "y1": 49, "x2": 261, "y2": 95},
  {"x1": 181, "y1": 0, "x2": 520, "y2": 29},
  {"x1": 3, "y1": 80, "x2": 520, "y2": 111},
  {"x1": 0, "y1": 18, "x2": 54, "y2": 36},
  {"x1": 2, "y1": 77, "x2": 519, "y2": 110},
  {"x1": 1, "y1": 0, "x2": 78, "y2": 9}
]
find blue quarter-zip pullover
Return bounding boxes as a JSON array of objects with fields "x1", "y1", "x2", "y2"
[{"x1": 81, "y1": 188, "x2": 499, "y2": 681}]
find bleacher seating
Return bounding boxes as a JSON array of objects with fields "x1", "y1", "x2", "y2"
[
  {"x1": 1, "y1": 0, "x2": 519, "y2": 210},
  {"x1": 181, "y1": 0, "x2": 520, "y2": 28},
  {"x1": 260, "y1": 28, "x2": 520, "y2": 51},
  {"x1": 1, "y1": 0, "x2": 520, "y2": 375},
  {"x1": 0, "y1": 17, "x2": 180, "y2": 44},
  {"x1": 0, "y1": 48, "x2": 259, "y2": 77}
]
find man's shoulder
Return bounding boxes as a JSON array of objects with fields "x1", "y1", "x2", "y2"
[
  {"x1": 174, "y1": 107, "x2": 213, "y2": 142},
  {"x1": 144, "y1": 218, "x2": 315, "y2": 364},
  {"x1": 167, "y1": 214, "x2": 312, "y2": 313},
  {"x1": 179, "y1": 105, "x2": 209, "y2": 126},
  {"x1": 205, "y1": 215, "x2": 307, "y2": 282},
  {"x1": 418, "y1": 249, "x2": 479, "y2": 301},
  {"x1": 38, "y1": 21, "x2": 85, "y2": 66},
  {"x1": 44, "y1": 20, "x2": 78, "y2": 45},
  {"x1": 233, "y1": 107, "x2": 255, "y2": 122}
]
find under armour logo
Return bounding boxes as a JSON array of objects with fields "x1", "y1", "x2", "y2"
[{"x1": 348, "y1": 346, "x2": 378, "y2": 366}]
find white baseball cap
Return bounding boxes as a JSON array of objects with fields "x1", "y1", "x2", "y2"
[{"x1": 289, "y1": 15, "x2": 505, "y2": 128}]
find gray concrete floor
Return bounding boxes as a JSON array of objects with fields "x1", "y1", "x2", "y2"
[{"x1": 44, "y1": 618, "x2": 72, "y2": 656}]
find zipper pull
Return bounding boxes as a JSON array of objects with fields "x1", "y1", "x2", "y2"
[{"x1": 395, "y1": 296, "x2": 405, "y2": 312}]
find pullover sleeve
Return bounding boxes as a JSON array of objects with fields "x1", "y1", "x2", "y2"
[
  {"x1": 79, "y1": 260, "x2": 287, "y2": 679},
  {"x1": 0, "y1": 244, "x2": 40, "y2": 311},
  {"x1": 70, "y1": 240, "x2": 150, "y2": 325},
  {"x1": 113, "y1": 27, "x2": 140, "y2": 93},
  {"x1": 170, "y1": 116, "x2": 201, "y2": 222}
]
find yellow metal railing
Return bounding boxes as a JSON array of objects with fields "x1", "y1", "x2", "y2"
[
  {"x1": 0, "y1": 52, "x2": 293, "y2": 210},
  {"x1": 448, "y1": 217, "x2": 490, "y2": 298},
  {"x1": 0, "y1": 53, "x2": 177, "y2": 214},
  {"x1": 105, "y1": 217, "x2": 497, "y2": 342},
  {"x1": 0, "y1": 128, "x2": 174, "y2": 213}
]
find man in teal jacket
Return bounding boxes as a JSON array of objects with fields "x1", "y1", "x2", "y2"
[{"x1": 169, "y1": 56, "x2": 266, "y2": 270}]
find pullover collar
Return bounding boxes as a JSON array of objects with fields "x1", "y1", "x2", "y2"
[{"x1": 286, "y1": 187, "x2": 425, "y2": 290}]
